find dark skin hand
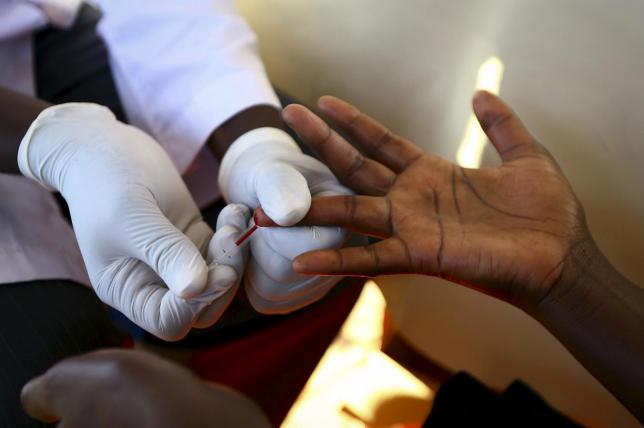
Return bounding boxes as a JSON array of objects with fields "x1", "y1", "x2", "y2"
[
  {"x1": 256, "y1": 91, "x2": 644, "y2": 421},
  {"x1": 258, "y1": 91, "x2": 584, "y2": 310},
  {"x1": 21, "y1": 349, "x2": 271, "y2": 428}
]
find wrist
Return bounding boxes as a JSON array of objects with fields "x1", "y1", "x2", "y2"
[
  {"x1": 207, "y1": 105, "x2": 284, "y2": 162},
  {"x1": 530, "y1": 230, "x2": 644, "y2": 420},
  {"x1": 532, "y1": 230, "x2": 616, "y2": 321},
  {"x1": 0, "y1": 87, "x2": 50, "y2": 175}
]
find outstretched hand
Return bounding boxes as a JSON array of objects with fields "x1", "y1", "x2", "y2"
[{"x1": 256, "y1": 91, "x2": 589, "y2": 311}]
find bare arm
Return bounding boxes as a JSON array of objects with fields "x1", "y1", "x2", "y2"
[
  {"x1": 0, "y1": 87, "x2": 49, "y2": 174},
  {"x1": 536, "y1": 237, "x2": 644, "y2": 419}
]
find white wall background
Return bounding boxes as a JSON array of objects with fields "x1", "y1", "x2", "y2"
[{"x1": 235, "y1": 1, "x2": 644, "y2": 426}]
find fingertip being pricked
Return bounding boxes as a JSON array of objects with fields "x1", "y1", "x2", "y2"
[{"x1": 254, "y1": 208, "x2": 277, "y2": 227}]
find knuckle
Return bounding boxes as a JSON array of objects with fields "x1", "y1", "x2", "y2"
[
  {"x1": 344, "y1": 152, "x2": 365, "y2": 180},
  {"x1": 344, "y1": 196, "x2": 358, "y2": 223},
  {"x1": 316, "y1": 124, "x2": 334, "y2": 148}
]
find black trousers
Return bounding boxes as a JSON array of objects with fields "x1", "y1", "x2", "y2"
[{"x1": 0, "y1": 281, "x2": 124, "y2": 427}]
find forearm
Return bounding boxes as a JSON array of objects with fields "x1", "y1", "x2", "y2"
[
  {"x1": 0, "y1": 87, "x2": 50, "y2": 174},
  {"x1": 534, "y1": 236, "x2": 644, "y2": 421},
  {"x1": 207, "y1": 105, "x2": 284, "y2": 162}
]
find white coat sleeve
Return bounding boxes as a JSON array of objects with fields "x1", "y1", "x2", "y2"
[{"x1": 94, "y1": 0, "x2": 280, "y2": 173}]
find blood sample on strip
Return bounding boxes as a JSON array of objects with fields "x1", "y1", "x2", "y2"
[{"x1": 220, "y1": 210, "x2": 261, "y2": 258}]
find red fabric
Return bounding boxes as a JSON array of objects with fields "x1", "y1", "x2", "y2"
[{"x1": 189, "y1": 279, "x2": 364, "y2": 426}]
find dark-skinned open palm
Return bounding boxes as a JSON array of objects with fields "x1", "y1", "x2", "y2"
[{"x1": 256, "y1": 91, "x2": 589, "y2": 312}]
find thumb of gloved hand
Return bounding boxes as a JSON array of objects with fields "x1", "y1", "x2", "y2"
[
  {"x1": 255, "y1": 161, "x2": 310, "y2": 226},
  {"x1": 219, "y1": 127, "x2": 316, "y2": 226}
]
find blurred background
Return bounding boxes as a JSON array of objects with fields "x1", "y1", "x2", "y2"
[{"x1": 234, "y1": 1, "x2": 644, "y2": 427}]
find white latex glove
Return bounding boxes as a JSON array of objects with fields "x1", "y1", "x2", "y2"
[
  {"x1": 18, "y1": 103, "x2": 250, "y2": 340},
  {"x1": 219, "y1": 127, "x2": 351, "y2": 313}
]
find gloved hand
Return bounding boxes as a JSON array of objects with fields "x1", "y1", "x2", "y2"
[
  {"x1": 18, "y1": 103, "x2": 250, "y2": 340},
  {"x1": 219, "y1": 127, "x2": 352, "y2": 313}
]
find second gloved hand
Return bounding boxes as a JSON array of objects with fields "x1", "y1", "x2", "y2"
[
  {"x1": 18, "y1": 104, "x2": 250, "y2": 340},
  {"x1": 219, "y1": 127, "x2": 351, "y2": 313}
]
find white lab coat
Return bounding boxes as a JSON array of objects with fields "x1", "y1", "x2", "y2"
[{"x1": 0, "y1": 0, "x2": 280, "y2": 285}]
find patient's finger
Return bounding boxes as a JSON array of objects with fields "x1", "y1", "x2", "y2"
[
  {"x1": 255, "y1": 195, "x2": 393, "y2": 238},
  {"x1": 292, "y1": 238, "x2": 413, "y2": 276},
  {"x1": 282, "y1": 104, "x2": 396, "y2": 196},
  {"x1": 317, "y1": 96, "x2": 423, "y2": 173}
]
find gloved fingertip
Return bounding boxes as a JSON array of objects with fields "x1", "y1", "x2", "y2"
[
  {"x1": 169, "y1": 259, "x2": 209, "y2": 299},
  {"x1": 155, "y1": 328, "x2": 189, "y2": 343},
  {"x1": 207, "y1": 263, "x2": 239, "y2": 294},
  {"x1": 265, "y1": 197, "x2": 310, "y2": 226},
  {"x1": 256, "y1": 162, "x2": 311, "y2": 226},
  {"x1": 216, "y1": 203, "x2": 251, "y2": 231}
]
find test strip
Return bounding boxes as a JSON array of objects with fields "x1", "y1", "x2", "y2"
[
  {"x1": 233, "y1": 210, "x2": 261, "y2": 247},
  {"x1": 234, "y1": 223, "x2": 258, "y2": 246}
]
